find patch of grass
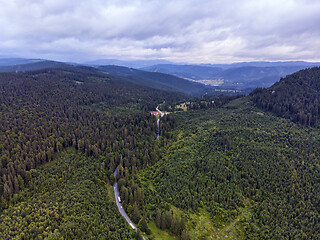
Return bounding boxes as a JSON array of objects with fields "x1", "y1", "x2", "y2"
[
  {"x1": 175, "y1": 102, "x2": 189, "y2": 111},
  {"x1": 147, "y1": 221, "x2": 177, "y2": 240},
  {"x1": 186, "y1": 201, "x2": 254, "y2": 240}
]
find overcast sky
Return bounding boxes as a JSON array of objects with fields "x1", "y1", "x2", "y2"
[{"x1": 0, "y1": 0, "x2": 319, "y2": 63}]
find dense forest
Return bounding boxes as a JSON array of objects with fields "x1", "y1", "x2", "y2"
[
  {"x1": 0, "y1": 67, "x2": 183, "y2": 239},
  {"x1": 134, "y1": 97, "x2": 320, "y2": 239},
  {"x1": 250, "y1": 67, "x2": 320, "y2": 126},
  {"x1": 0, "y1": 150, "x2": 141, "y2": 239},
  {"x1": 1, "y1": 65, "x2": 320, "y2": 239}
]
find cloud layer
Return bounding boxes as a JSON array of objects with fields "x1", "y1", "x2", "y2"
[{"x1": 0, "y1": 0, "x2": 319, "y2": 63}]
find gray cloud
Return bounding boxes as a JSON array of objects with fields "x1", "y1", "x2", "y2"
[{"x1": 0, "y1": 0, "x2": 319, "y2": 63}]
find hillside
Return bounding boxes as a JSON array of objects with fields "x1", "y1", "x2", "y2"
[
  {"x1": 128, "y1": 97, "x2": 320, "y2": 239},
  {"x1": 84, "y1": 59, "x2": 173, "y2": 68},
  {"x1": 98, "y1": 65, "x2": 212, "y2": 96},
  {"x1": 0, "y1": 67, "x2": 183, "y2": 238},
  {"x1": 0, "y1": 60, "x2": 209, "y2": 96},
  {"x1": 141, "y1": 64, "x2": 223, "y2": 81},
  {"x1": 0, "y1": 150, "x2": 140, "y2": 239},
  {"x1": 2, "y1": 64, "x2": 320, "y2": 239},
  {"x1": 0, "y1": 60, "x2": 72, "y2": 72},
  {"x1": 250, "y1": 67, "x2": 320, "y2": 126},
  {"x1": 0, "y1": 58, "x2": 43, "y2": 66},
  {"x1": 219, "y1": 65, "x2": 304, "y2": 88}
]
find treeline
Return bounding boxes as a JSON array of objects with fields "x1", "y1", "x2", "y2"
[
  {"x1": 185, "y1": 95, "x2": 243, "y2": 111},
  {"x1": 162, "y1": 95, "x2": 242, "y2": 112},
  {"x1": 250, "y1": 67, "x2": 320, "y2": 126},
  {"x1": 155, "y1": 210, "x2": 189, "y2": 239},
  {"x1": 118, "y1": 171, "x2": 191, "y2": 239},
  {"x1": 0, "y1": 67, "x2": 182, "y2": 210}
]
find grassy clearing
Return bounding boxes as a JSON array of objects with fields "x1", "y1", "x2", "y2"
[
  {"x1": 143, "y1": 202, "x2": 253, "y2": 240},
  {"x1": 147, "y1": 221, "x2": 177, "y2": 240},
  {"x1": 175, "y1": 102, "x2": 189, "y2": 111},
  {"x1": 186, "y1": 200, "x2": 254, "y2": 240}
]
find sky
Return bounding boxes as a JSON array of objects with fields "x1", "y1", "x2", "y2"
[{"x1": 0, "y1": 0, "x2": 319, "y2": 64}]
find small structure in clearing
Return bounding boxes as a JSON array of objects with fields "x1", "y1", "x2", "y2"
[{"x1": 151, "y1": 111, "x2": 159, "y2": 115}]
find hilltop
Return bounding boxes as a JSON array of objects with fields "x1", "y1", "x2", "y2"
[{"x1": 251, "y1": 67, "x2": 320, "y2": 126}]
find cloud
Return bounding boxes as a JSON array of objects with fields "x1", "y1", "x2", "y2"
[{"x1": 0, "y1": 0, "x2": 319, "y2": 63}]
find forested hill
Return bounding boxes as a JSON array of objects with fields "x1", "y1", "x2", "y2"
[
  {"x1": 0, "y1": 67, "x2": 183, "y2": 238},
  {"x1": 250, "y1": 67, "x2": 320, "y2": 126},
  {"x1": 0, "y1": 58, "x2": 43, "y2": 66},
  {"x1": 98, "y1": 65, "x2": 212, "y2": 96},
  {"x1": 0, "y1": 60, "x2": 213, "y2": 96},
  {"x1": 0, "y1": 60, "x2": 72, "y2": 72},
  {"x1": 130, "y1": 97, "x2": 320, "y2": 239}
]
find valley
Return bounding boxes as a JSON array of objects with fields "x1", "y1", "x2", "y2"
[
  {"x1": 1, "y1": 1, "x2": 320, "y2": 239},
  {"x1": 0, "y1": 63, "x2": 319, "y2": 240}
]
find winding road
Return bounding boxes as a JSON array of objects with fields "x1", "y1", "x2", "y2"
[
  {"x1": 113, "y1": 106, "x2": 163, "y2": 239},
  {"x1": 113, "y1": 167, "x2": 146, "y2": 240}
]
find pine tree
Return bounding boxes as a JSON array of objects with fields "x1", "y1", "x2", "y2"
[
  {"x1": 132, "y1": 204, "x2": 141, "y2": 224},
  {"x1": 140, "y1": 215, "x2": 150, "y2": 235},
  {"x1": 156, "y1": 209, "x2": 161, "y2": 229},
  {"x1": 165, "y1": 211, "x2": 172, "y2": 229},
  {"x1": 160, "y1": 212, "x2": 166, "y2": 230},
  {"x1": 180, "y1": 217, "x2": 186, "y2": 235}
]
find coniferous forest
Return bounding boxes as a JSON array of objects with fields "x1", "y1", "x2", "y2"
[
  {"x1": 0, "y1": 67, "x2": 181, "y2": 239},
  {"x1": 135, "y1": 97, "x2": 320, "y2": 239},
  {"x1": 1, "y1": 66, "x2": 320, "y2": 239},
  {"x1": 250, "y1": 67, "x2": 320, "y2": 126}
]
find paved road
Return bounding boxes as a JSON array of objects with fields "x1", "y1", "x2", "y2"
[
  {"x1": 156, "y1": 106, "x2": 164, "y2": 139},
  {"x1": 113, "y1": 167, "x2": 146, "y2": 240},
  {"x1": 113, "y1": 106, "x2": 163, "y2": 239},
  {"x1": 156, "y1": 106, "x2": 164, "y2": 117}
]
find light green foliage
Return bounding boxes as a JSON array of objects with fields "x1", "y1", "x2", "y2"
[{"x1": 137, "y1": 97, "x2": 320, "y2": 239}]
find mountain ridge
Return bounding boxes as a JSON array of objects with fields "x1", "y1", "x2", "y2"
[
  {"x1": 250, "y1": 66, "x2": 320, "y2": 126},
  {"x1": 142, "y1": 62, "x2": 320, "y2": 90},
  {"x1": 0, "y1": 60, "x2": 72, "y2": 72},
  {"x1": 98, "y1": 65, "x2": 212, "y2": 96}
]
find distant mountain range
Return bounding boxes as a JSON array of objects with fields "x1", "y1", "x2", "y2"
[
  {"x1": 83, "y1": 59, "x2": 174, "y2": 68},
  {"x1": 0, "y1": 57, "x2": 319, "y2": 93},
  {"x1": 141, "y1": 62, "x2": 320, "y2": 90},
  {"x1": 202, "y1": 61, "x2": 320, "y2": 69},
  {"x1": 0, "y1": 58, "x2": 212, "y2": 96},
  {"x1": 97, "y1": 65, "x2": 211, "y2": 96}
]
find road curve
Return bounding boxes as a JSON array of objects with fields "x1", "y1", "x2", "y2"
[
  {"x1": 113, "y1": 106, "x2": 163, "y2": 239},
  {"x1": 113, "y1": 166, "x2": 146, "y2": 240},
  {"x1": 156, "y1": 106, "x2": 164, "y2": 117}
]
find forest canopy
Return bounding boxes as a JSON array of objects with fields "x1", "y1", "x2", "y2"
[
  {"x1": 0, "y1": 67, "x2": 182, "y2": 239},
  {"x1": 250, "y1": 67, "x2": 320, "y2": 126}
]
